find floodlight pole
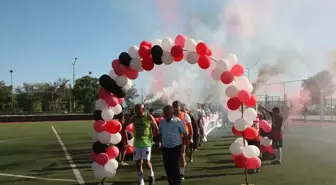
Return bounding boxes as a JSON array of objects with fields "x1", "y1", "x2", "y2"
[{"x1": 9, "y1": 70, "x2": 14, "y2": 111}]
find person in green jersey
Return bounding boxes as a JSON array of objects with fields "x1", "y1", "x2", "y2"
[{"x1": 126, "y1": 104, "x2": 158, "y2": 185}]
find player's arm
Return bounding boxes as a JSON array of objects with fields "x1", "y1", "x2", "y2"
[
  {"x1": 258, "y1": 104, "x2": 272, "y2": 115},
  {"x1": 157, "y1": 121, "x2": 162, "y2": 147},
  {"x1": 147, "y1": 114, "x2": 158, "y2": 132},
  {"x1": 185, "y1": 114, "x2": 193, "y2": 142},
  {"x1": 125, "y1": 114, "x2": 135, "y2": 126}
]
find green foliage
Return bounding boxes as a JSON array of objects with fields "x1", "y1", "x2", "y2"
[
  {"x1": 72, "y1": 75, "x2": 100, "y2": 113},
  {"x1": 0, "y1": 81, "x2": 13, "y2": 113}
]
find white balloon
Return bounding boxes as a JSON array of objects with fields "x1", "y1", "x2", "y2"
[
  {"x1": 229, "y1": 142, "x2": 243, "y2": 155},
  {"x1": 243, "y1": 108, "x2": 257, "y2": 122},
  {"x1": 162, "y1": 51, "x2": 174, "y2": 65},
  {"x1": 111, "y1": 104, "x2": 122, "y2": 115},
  {"x1": 161, "y1": 38, "x2": 174, "y2": 51},
  {"x1": 226, "y1": 53, "x2": 238, "y2": 67},
  {"x1": 138, "y1": 67, "x2": 144, "y2": 72},
  {"x1": 216, "y1": 59, "x2": 229, "y2": 71},
  {"x1": 110, "y1": 133, "x2": 122, "y2": 144},
  {"x1": 228, "y1": 110, "x2": 242, "y2": 123},
  {"x1": 260, "y1": 137, "x2": 272, "y2": 147},
  {"x1": 225, "y1": 84, "x2": 240, "y2": 98},
  {"x1": 130, "y1": 58, "x2": 142, "y2": 71},
  {"x1": 122, "y1": 79, "x2": 132, "y2": 92},
  {"x1": 250, "y1": 145, "x2": 260, "y2": 157},
  {"x1": 211, "y1": 68, "x2": 222, "y2": 81},
  {"x1": 127, "y1": 137, "x2": 134, "y2": 147},
  {"x1": 108, "y1": 69, "x2": 117, "y2": 80},
  {"x1": 92, "y1": 162, "x2": 106, "y2": 179},
  {"x1": 152, "y1": 39, "x2": 162, "y2": 46},
  {"x1": 116, "y1": 76, "x2": 128, "y2": 87},
  {"x1": 185, "y1": 38, "x2": 197, "y2": 51},
  {"x1": 242, "y1": 145, "x2": 258, "y2": 158},
  {"x1": 92, "y1": 132, "x2": 99, "y2": 142},
  {"x1": 186, "y1": 51, "x2": 199, "y2": 64},
  {"x1": 105, "y1": 159, "x2": 119, "y2": 171},
  {"x1": 235, "y1": 76, "x2": 250, "y2": 90},
  {"x1": 95, "y1": 99, "x2": 108, "y2": 111},
  {"x1": 234, "y1": 118, "x2": 249, "y2": 131},
  {"x1": 234, "y1": 137, "x2": 248, "y2": 146},
  {"x1": 128, "y1": 46, "x2": 139, "y2": 58},
  {"x1": 101, "y1": 108, "x2": 115, "y2": 121},
  {"x1": 98, "y1": 131, "x2": 112, "y2": 144},
  {"x1": 246, "y1": 83, "x2": 254, "y2": 93}
]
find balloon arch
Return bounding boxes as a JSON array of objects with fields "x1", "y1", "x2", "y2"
[{"x1": 91, "y1": 34, "x2": 262, "y2": 185}]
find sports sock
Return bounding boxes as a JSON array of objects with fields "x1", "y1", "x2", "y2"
[
  {"x1": 138, "y1": 172, "x2": 144, "y2": 182},
  {"x1": 148, "y1": 168, "x2": 154, "y2": 177},
  {"x1": 180, "y1": 167, "x2": 185, "y2": 175},
  {"x1": 278, "y1": 148, "x2": 282, "y2": 161}
]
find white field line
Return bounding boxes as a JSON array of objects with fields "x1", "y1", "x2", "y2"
[
  {"x1": 51, "y1": 126, "x2": 85, "y2": 185},
  {"x1": 0, "y1": 172, "x2": 77, "y2": 182},
  {"x1": 0, "y1": 137, "x2": 34, "y2": 143}
]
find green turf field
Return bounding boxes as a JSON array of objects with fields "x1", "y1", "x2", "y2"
[{"x1": 1, "y1": 121, "x2": 336, "y2": 185}]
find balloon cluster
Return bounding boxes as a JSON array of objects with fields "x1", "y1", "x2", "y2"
[
  {"x1": 218, "y1": 58, "x2": 260, "y2": 170},
  {"x1": 94, "y1": 34, "x2": 251, "y2": 180},
  {"x1": 259, "y1": 120, "x2": 275, "y2": 155}
]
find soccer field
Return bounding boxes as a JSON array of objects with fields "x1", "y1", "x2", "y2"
[{"x1": 1, "y1": 121, "x2": 336, "y2": 185}]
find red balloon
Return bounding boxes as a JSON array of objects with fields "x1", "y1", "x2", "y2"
[
  {"x1": 140, "y1": 40, "x2": 152, "y2": 48},
  {"x1": 260, "y1": 145, "x2": 266, "y2": 153},
  {"x1": 96, "y1": 153, "x2": 109, "y2": 165},
  {"x1": 231, "y1": 64, "x2": 245, "y2": 77},
  {"x1": 196, "y1": 42, "x2": 209, "y2": 56},
  {"x1": 246, "y1": 157, "x2": 261, "y2": 170},
  {"x1": 244, "y1": 95, "x2": 257, "y2": 107},
  {"x1": 237, "y1": 90, "x2": 251, "y2": 103},
  {"x1": 232, "y1": 154, "x2": 238, "y2": 161},
  {"x1": 266, "y1": 146, "x2": 275, "y2": 154},
  {"x1": 227, "y1": 97, "x2": 241, "y2": 111},
  {"x1": 259, "y1": 120, "x2": 271, "y2": 133},
  {"x1": 94, "y1": 120, "x2": 106, "y2": 132},
  {"x1": 105, "y1": 95, "x2": 118, "y2": 107},
  {"x1": 114, "y1": 62, "x2": 127, "y2": 76},
  {"x1": 207, "y1": 49, "x2": 212, "y2": 56},
  {"x1": 126, "y1": 123, "x2": 134, "y2": 133},
  {"x1": 174, "y1": 55, "x2": 184, "y2": 62},
  {"x1": 142, "y1": 56, "x2": 154, "y2": 71},
  {"x1": 138, "y1": 46, "x2": 151, "y2": 58},
  {"x1": 118, "y1": 98, "x2": 124, "y2": 104},
  {"x1": 171, "y1": 45, "x2": 183, "y2": 58},
  {"x1": 244, "y1": 127, "x2": 258, "y2": 140},
  {"x1": 105, "y1": 120, "x2": 122, "y2": 134},
  {"x1": 175, "y1": 34, "x2": 187, "y2": 47},
  {"x1": 232, "y1": 126, "x2": 243, "y2": 136},
  {"x1": 90, "y1": 152, "x2": 97, "y2": 162},
  {"x1": 126, "y1": 146, "x2": 134, "y2": 155},
  {"x1": 233, "y1": 154, "x2": 247, "y2": 168},
  {"x1": 125, "y1": 67, "x2": 139, "y2": 80},
  {"x1": 98, "y1": 88, "x2": 110, "y2": 99},
  {"x1": 221, "y1": 71, "x2": 234, "y2": 84},
  {"x1": 198, "y1": 55, "x2": 211, "y2": 69},
  {"x1": 106, "y1": 146, "x2": 119, "y2": 159},
  {"x1": 111, "y1": 59, "x2": 119, "y2": 69}
]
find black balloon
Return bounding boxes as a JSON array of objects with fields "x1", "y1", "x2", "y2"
[
  {"x1": 127, "y1": 130, "x2": 133, "y2": 140},
  {"x1": 153, "y1": 58, "x2": 163, "y2": 65},
  {"x1": 92, "y1": 141, "x2": 108, "y2": 154},
  {"x1": 119, "y1": 52, "x2": 132, "y2": 66},
  {"x1": 99, "y1": 74, "x2": 125, "y2": 98},
  {"x1": 151, "y1": 45, "x2": 163, "y2": 59},
  {"x1": 93, "y1": 110, "x2": 102, "y2": 121}
]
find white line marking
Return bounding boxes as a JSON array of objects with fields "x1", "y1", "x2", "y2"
[
  {"x1": 0, "y1": 137, "x2": 34, "y2": 143},
  {"x1": 0, "y1": 172, "x2": 77, "y2": 182},
  {"x1": 51, "y1": 126, "x2": 85, "y2": 185}
]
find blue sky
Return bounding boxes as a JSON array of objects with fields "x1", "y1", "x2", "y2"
[{"x1": 1, "y1": 0, "x2": 336, "y2": 97}]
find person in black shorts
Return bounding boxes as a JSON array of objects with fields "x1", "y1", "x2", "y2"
[{"x1": 258, "y1": 104, "x2": 283, "y2": 165}]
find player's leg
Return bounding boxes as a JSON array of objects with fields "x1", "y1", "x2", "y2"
[
  {"x1": 179, "y1": 139, "x2": 187, "y2": 180},
  {"x1": 143, "y1": 147, "x2": 155, "y2": 185},
  {"x1": 134, "y1": 148, "x2": 145, "y2": 185}
]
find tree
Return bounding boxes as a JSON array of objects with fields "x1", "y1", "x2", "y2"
[
  {"x1": 0, "y1": 81, "x2": 13, "y2": 113},
  {"x1": 144, "y1": 92, "x2": 167, "y2": 110},
  {"x1": 124, "y1": 85, "x2": 139, "y2": 108},
  {"x1": 72, "y1": 75, "x2": 100, "y2": 113},
  {"x1": 301, "y1": 70, "x2": 334, "y2": 105}
]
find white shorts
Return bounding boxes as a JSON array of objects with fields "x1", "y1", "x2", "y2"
[{"x1": 133, "y1": 147, "x2": 152, "y2": 161}]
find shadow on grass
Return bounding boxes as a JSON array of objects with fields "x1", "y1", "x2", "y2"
[
  {"x1": 206, "y1": 159, "x2": 233, "y2": 165},
  {"x1": 199, "y1": 152, "x2": 230, "y2": 157},
  {"x1": 85, "y1": 181, "x2": 135, "y2": 185}
]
